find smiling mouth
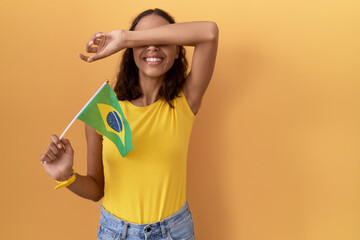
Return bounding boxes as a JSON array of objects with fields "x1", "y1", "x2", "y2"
[{"x1": 144, "y1": 57, "x2": 163, "y2": 65}]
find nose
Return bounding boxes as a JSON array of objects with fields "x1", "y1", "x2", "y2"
[{"x1": 147, "y1": 45, "x2": 159, "y2": 51}]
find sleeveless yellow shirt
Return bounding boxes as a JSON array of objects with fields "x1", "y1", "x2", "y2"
[{"x1": 101, "y1": 91, "x2": 195, "y2": 224}]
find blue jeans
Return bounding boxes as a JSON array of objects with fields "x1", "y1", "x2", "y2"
[{"x1": 97, "y1": 200, "x2": 195, "y2": 240}]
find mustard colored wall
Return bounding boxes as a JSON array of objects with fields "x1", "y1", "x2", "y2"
[{"x1": 0, "y1": 0, "x2": 359, "y2": 239}]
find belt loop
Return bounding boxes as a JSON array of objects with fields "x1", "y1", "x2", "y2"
[
  {"x1": 121, "y1": 222, "x2": 128, "y2": 239},
  {"x1": 160, "y1": 220, "x2": 167, "y2": 238}
]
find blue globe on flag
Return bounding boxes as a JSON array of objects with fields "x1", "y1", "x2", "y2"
[{"x1": 107, "y1": 111, "x2": 123, "y2": 133}]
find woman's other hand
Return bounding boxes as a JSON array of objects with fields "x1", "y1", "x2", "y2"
[
  {"x1": 40, "y1": 134, "x2": 74, "y2": 181},
  {"x1": 78, "y1": 30, "x2": 125, "y2": 63}
]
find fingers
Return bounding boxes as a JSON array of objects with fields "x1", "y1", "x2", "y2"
[
  {"x1": 45, "y1": 148, "x2": 57, "y2": 160},
  {"x1": 92, "y1": 32, "x2": 104, "y2": 42},
  {"x1": 86, "y1": 38, "x2": 101, "y2": 51},
  {"x1": 79, "y1": 32, "x2": 106, "y2": 63},
  {"x1": 40, "y1": 135, "x2": 63, "y2": 165},
  {"x1": 78, "y1": 52, "x2": 90, "y2": 62},
  {"x1": 87, "y1": 47, "x2": 99, "y2": 53},
  {"x1": 86, "y1": 41, "x2": 99, "y2": 53},
  {"x1": 48, "y1": 141, "x2": 60, "y2": 156},
  {"x1": 85, "y1": 33, "x2": 104, "y2": 53},
  {"x1": 78, "y1": 51, "x2": 99, "y2": 63},
  {"x1": 40, "y1": 154, "x2": 48, "y2": 165},
  {"x1": 88, "y1": 51, "x2": 108, "y2": 62},
  {"x1": 40, "y1": 148, "x2": 62, "y2": 165},
  {"x1": 60, "y1": 138, "x2": 74, "y2": 154},
  {"x1": 93, "y1": 39, "x2": 101, "y2": 45},
  {"x1": 87, "y1": 32, "x2": 104, "y2": 46},
  {"x1": 78, "y1": 52, "x2": 106, "y2": 63},
  {"x1": 50, "y1": 134, "x2": 62, "y2": 149}
]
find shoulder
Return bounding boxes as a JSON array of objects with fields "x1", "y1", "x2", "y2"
[{"x1": 85, "y1": 124, "x2": 103, "y2": 141}]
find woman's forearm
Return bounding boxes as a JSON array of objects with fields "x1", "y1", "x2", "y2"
[
  {"x1": 66, "y1": 174, "x2": 104, "y2": 202},
  {"x1": 122, "y1": 21, "x2": 219, "y2": 48},
  {"x1": 79, "y1": 21, "x2": 218, "y2": 62}
]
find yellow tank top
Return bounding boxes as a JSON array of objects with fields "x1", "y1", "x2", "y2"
[{"x1": 101, "y1": 91, "x2": 195, "y2": 224}]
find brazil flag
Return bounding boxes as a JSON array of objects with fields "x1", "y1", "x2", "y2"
[{"x1": 78, "y1": 83, "x2": 133, "y2": 157}]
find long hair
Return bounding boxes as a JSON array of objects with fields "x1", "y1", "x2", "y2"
[{"x1": 114, "y1": 8, "x2": 188, "y2": 107}]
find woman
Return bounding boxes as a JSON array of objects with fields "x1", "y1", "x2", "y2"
[{"x1": 40, "y1": 8, "x2": 218, "y2": 240}]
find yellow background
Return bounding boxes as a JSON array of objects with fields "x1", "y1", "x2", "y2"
[{"x1": 0, "y1": 0, "x2": 359, "y2": 239}]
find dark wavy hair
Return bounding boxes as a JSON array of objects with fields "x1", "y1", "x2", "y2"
[{"x1": 114, "y1": 8, "x2": 188, "y2": 108}]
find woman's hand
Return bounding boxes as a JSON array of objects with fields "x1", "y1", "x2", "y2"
[
  {"x1": 40, "y1": 134, "x2": 74, "y2": 181},
  {"x1": 78, "y1": 30, "x2": 125, "y2": 63}
]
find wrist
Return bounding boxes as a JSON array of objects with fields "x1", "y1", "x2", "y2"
[
  {"x1": 54, "y1": 168, "x2": 77, "y2": 190},
  {"x1": 55, "y1": 168, "x2": 74, "y2": 181},
  {"x1": 120, "y1": 29, "x2": 130, "y2": 48},
  {"x1": 121, "y1": 29, "x2": 146, "y2": 48}
]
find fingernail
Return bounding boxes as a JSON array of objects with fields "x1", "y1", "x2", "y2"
[
  {"x1": 96, "y1": 34, "x2": 101, "y2": 38},
  {"x1": 43, "y1": 161, "x2": 47, "y2": 165},
  {"x1": 57, "y1": 143, "x2": 62, "y2": 148},
  {"x1": 88, "y1": 58, "x2": 93, "y2": 63},
  {"x1": 89, "y1": 41, "x2": 93, "y2": 45}
]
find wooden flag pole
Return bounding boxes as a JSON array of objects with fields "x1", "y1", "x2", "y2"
[{"x1": 59, "y1": 80, "x2": 109, "y2": 140}]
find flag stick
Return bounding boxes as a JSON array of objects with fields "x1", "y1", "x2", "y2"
[{"x1": 59, "y1": 80, "x2": 109, "y2": 140}]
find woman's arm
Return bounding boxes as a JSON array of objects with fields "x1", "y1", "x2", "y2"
[
  {"x1": 79, "y1": 21, "x2": 219, "y2": 114},
  {"x1": 67, "y1": 125, "x2": 104, "y2": 201},
  {"x1": 124, "y1": 22, "x2": 219, "y2": 115},
  {"x1": 79, "y1": 22, "x2": 218, "y2": 62},
  {"x1": 40, "y1": 125, "x2": 104, "y2": 202}
]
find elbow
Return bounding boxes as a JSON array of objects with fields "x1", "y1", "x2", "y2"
[
  {"x1": 91, "y1": 197, "x2": 103, "y2": 203},
  {"x1": 207, "y1": 21, "x2": 219, "y2": 42},
  {"x1": 87, "y1": 175, "x2": 104, "y2": 202},
  {"x1": 90, "y1": 182, "x2": 104, "y2": 202},
  {"x1": 91, "y1": 191, "x2": 104, "y2": 202}
]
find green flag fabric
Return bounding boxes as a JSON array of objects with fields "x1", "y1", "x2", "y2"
[{"x1": 78, "y1": 83, "x2": 133, "y2": 157}]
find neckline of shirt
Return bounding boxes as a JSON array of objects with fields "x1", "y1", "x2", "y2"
[{"x1": 125, "y1": 97, "x2": 164, "y2": 110}]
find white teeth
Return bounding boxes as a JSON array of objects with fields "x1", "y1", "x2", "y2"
[{"x1": 146, "y1": 58, "x2": 162, "y2": 62}]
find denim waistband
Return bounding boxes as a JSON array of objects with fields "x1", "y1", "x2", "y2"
[{"x1": 100, "y1": 200, "x2": 191, "y2": 239}]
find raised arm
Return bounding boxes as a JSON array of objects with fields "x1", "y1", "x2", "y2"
[
  {"x1": 79, "y1": 21, "x2": 219, "y2": 114},
  {"x1": 178, "y1": 22, "x2": 218, "y2": 115}
]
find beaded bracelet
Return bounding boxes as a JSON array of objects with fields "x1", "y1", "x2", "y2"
[{"x1": 54, "y1": 168, "x2": 77, "y2": 190}]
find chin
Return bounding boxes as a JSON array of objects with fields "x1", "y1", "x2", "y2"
[{"x1": 141, "y1": 71, "x2": 167, "y2": 80}]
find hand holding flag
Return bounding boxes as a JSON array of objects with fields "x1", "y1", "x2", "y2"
[{"x1": 40, "y1": 134, "x2": 74, "y2": 181}]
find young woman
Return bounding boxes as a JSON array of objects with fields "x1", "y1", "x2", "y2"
[{"x1": 40, "y1": 8, "x2": 218, "y2": 240}]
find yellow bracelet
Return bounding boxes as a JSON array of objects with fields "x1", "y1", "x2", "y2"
[{"x1": 54, "y1": 168, "x2": 77, "y2": 190}]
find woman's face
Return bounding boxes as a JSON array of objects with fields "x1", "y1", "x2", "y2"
[{"x1": 133, "y1": 14, "x2": 179, "y2": 81}]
